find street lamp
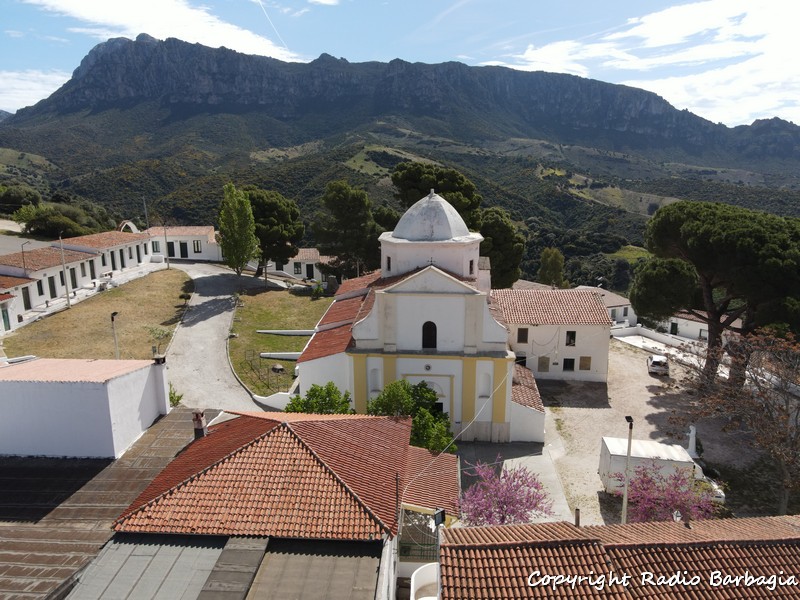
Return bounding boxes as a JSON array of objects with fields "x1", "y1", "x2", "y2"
[
  {"x1": 621, "y1": 415, "x2": 634, "y2": 524},
  {"x1": 111, "y1": 311, "x2": 120, "y2": 360},
  {"x1": 20, "y1": 241, "x2": 30, "y2": 274}
]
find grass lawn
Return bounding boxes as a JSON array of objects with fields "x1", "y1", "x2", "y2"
[
  {"x1": 2, "y1": 269, "x2": 192, "y2": 360},
  {"x1": 229, "y1": 289, "x2": 333, "y2": 396},
  {"x1": 606, "y1": 245, "x2": 650, "y2": 263}
]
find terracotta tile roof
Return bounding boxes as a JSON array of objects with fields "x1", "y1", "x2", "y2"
[
  {"x1": 511, "y1": 364, "x2": 544, "y2": 412},
  {"x1": 117, "y1": 415, "x2": 279, "y2": 523},
  {"x1": 335, "y1": 271, "x2": 383, "y2": 296},
  {"x1": 576, "y1": 286, "x2": 632, "y2": 309},
  {"x1": 0, "y1": 358, "x2": 152, "y2": 383},
  {"x1": 0, "y1": 247, "x2": 96, "y2": 271},
  {"x1": 318, "y1": 295, "x2": 365, "y2": 327},
  {"x1": 587, "y1": 515, "x2": 800, "y2": 545},
  {"x1": 672, "y1": 309, "x2": 743, "y2": 329},
  {"x1": 608, "y1": 541, "x2": 800, "y2": 599},
  {"x1": 440, "y1": 537, "x2": 625, "y2": 600},
  {"x1": 303, "y1": 266, "x2": 482, "y2": 363},
  {"x1": 439, "y1": 517, "x2": 800, "y2": 599},
  {"x1": 512, "y1": 279, "x2": 558, "y2": 291},
  {"x1": 442, "y1": 522, "x2": 592, "y2": 545},
  {"x1": 144, "y1": 226, "x2": 216, "y2": 243},
  {"x1": 297, "y1": 323, "x2": 354, "y2": 363},
  {"x1": 295, "y1": 247, "x2": 320, "y2": 262},
  {"x1": 0, "y1": 293, "x2": 12, "y2": 301},
  {"x1": 115, "y1": 413, "x2": 452, "y2": 541},
  {"x1": 61, "y1": 231, "x2": 150, "y2": 249},
  {"x1": 491, "y1": 289, "x2": 612, "y2": 326},
  {"x1": 403, "y1": 446, "x2": 460, "y2": 517},
  {"x1": 0, "y1": 275, "x2": 36, "y2": 290}
]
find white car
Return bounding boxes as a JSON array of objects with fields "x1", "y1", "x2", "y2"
[{"x1": 647, "y1": 354, "x2": 670, "y2": 376}]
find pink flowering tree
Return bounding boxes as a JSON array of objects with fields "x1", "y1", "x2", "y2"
[
  {"x1": 614, "y1": 462, "x2": 719, "y2": 523},
  {"x1": 461, "y1": 459, "x2": 553, "y2": 526}
]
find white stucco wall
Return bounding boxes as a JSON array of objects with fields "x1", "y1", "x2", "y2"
[
  {"x1": 664, "y1": 316, "x2": 708, "y2": 340},
  {"x1": 509, "y1": 402, "x2": 546, "y2": 443},
  {"x1": 510, "y1": 323, "x2": 610, "y2": 382},
  {"x1": 380, "y1": 236, "x2": 481, "y2": 280},
  {"x1": 156, "y1": 235, "x2": 221, "y2": 262},
  {"x1": 394, "y1": 295, "x2": 467, "y2": 352},
  {"x1": 106, "y1": 363, "x2": 168, "y2": 456},
  {"x1": 0, "y1": 362, "x2": 168, "y2": 458},
  {"x1": 297, "y1": 353, "x2": 352, "y2": 400},
  {"x1": 609, "y1": 304, "x2": 637, "y2": 326},
  {"x1": 0, "y1": 380, "x2": 116, "y2": 457}
]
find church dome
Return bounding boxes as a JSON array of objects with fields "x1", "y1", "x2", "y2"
[{"x1": 392, "y1": 190, "x2": 470, "y2": 241}]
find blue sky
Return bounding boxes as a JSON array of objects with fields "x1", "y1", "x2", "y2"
[{"x1": 2, "y1": 0, "x2": 798, "y2": 127}]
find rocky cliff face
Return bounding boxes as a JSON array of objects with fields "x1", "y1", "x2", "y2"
[{"x1": 8, "y1": 33, "x2": 800, "y2": 159}]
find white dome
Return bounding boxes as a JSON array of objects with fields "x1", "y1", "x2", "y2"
[{"x1": 392, "y1": 190, "x2": 470, "y2": 241}]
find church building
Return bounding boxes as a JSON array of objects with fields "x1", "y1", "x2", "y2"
[{"x1": 296, "y1": 191, "x2": 545, "y2": 443}]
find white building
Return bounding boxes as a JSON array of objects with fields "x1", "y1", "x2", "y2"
[
  {"x1": 0, "y1": 246, "x2": 99, "y2": 332},
  {"x1": 491, "y1": 288, "x2": 612, "y2": 383},
  {"x1": 274, "y1": 247, "x2": 334, "y2": 281},
  {"x1": 297, "y1": 191, "x2": 545, "y2": 443},
  {"x1": 61, "y1": 231, "x2": 152, "y2": 274},
  {"x1": 576, "y1": 285, "x2": 637, "y2": 326},
  {"x1": 145, "y1": 226, "x2": 222, "y2": 262},
  {"x1": 0, "y1": 357, "x2": 170, "y2": 458}
]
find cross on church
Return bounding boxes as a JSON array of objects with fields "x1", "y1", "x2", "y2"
[{"x1": 428, "y1": 257, "x2": 436, "y2": 266}]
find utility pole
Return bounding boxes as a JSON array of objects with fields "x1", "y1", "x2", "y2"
[
  {"x1": 20, "y1": 241, "x2": 30, "y2": 275},
  {"x1": 59, "y1": 233, "x2": 71, "y2": 309},
  {"x1": 621, "y1": 415, "x2": 634, "y2": 524}
]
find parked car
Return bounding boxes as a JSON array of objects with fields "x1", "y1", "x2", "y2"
[{"x1": 647, "y1": 354, "x2": 670, "y2": 375}]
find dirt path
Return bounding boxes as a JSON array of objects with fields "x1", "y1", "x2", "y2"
[
  {"x1": 167, "y1": 263, "x2": 268, "y2": 413},
  {"x1": 543, "y1": 339, "x2": 755, "y2": 525}
]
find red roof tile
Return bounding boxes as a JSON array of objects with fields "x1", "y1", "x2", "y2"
[
  {"x1": 144, "y1": 226, "x2": 216, "y2": 243},
  {"x1": 61, "y1": 231, "x2": 150, "y2": 249},
  {"x1": 0, "y1": 293, "x2": 12, "y2": 301},
  {"x1": 336, "y1": 271, "x2": 383, "y2": 296},
  {"x1": 0, "y1": 275, "x2": 36, "y2": 290},
  {"x1": 403, "y1": 446, "x2": 460, "y2": 517},
  {"x1": 587, "y1": 515, "x2": 800, "y2": 545},
  {"x1": 439, "y1": 517, "x2": 800, "y2": 599},
  {"x1": 117, "y1": 415, "x2": 279, "y2": 522},
  {"x1": 0, "y1": 247, "x2": 95, "y2": 271},
  {"x1": 318, "y1": 295, "x2": 365, "y2": 327},
  {"x1": 491, "y1": 289, "x2": 612, "y2": 326},
  {"x1": 512, "y1": 364, "x2": 545, "y2": 412},
  {"x1": 115, "y1": 413, "x2": 455, "y2": 541},
  {"x1": 295, "y1": 247, "x2": 320, "y2": 262},
  {"x1": 297, "y1": 323, "x2": 354, "y2": 363}
]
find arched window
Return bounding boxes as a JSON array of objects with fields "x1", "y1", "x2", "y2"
[{"x1": 422, "y1": 321, "x2": 437, "y2": 349}]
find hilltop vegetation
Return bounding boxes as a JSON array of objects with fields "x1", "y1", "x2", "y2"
[{"x1": 1, "y1": 35, "x2": 798, "y2": 288}]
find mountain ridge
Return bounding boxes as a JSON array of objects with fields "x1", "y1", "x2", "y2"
[{"x1": 8, "y1": 33, "x2": 798, "y2": 165}]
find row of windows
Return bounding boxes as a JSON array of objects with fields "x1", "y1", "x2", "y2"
[
  {"x1": 151, "y1": 240, "x2": 202, "y2": 254},
  {"x1": 537, "y1": 355, "x2": 592, "y2": 372},
  {"x1": 517, "y1": 328, "x2": 577, "y2": 346},
  {"x1": 384, "y1": 257, "x2": 475, "y2": 275}
]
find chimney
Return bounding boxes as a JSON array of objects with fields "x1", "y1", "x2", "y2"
[{"x1": 193, "y1": 410, "x2": 208, "y2": 439}]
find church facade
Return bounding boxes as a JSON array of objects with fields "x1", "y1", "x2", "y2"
[{"x1": 297, "y1": 191, "x2": 579, "y2": 443}]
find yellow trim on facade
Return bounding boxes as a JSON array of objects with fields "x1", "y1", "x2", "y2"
[
  {"x1": 352, "y1": 354, "x2": 368, "y2": 413},
  {"x1": 492, "y1": 358, "x2": 508, "y2": 423},
  {"x1": 461, "y1": 357, "x2": 477, "y2": 423},
  {"x1": 383, "y1": 355, "x2": 397, "y2": 386}
]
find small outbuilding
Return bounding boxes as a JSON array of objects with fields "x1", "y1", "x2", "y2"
[{"x1": 0, "y1": 357, "x2": 170, "y2": 458}]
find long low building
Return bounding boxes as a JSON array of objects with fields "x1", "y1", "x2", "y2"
[{"x1": 0, "y1": 231, "x2": 154, "y2": 335}]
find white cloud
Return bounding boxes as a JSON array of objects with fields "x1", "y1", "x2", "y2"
[
  {"x1": 492, "y1": 1, "x2": 800, "y2": 126},
  {"x1": 19, "y1": 0, "x2": 301, "y2": 61},
  {"x1": 308, "y1": 0, "x2": 339, "y2": 4},
  {"x1": 0, "y1": 70, "x2": 71, "y2": 113}
]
